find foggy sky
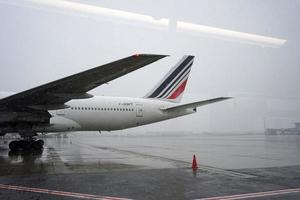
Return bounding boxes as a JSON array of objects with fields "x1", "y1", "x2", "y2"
[{"x1": 0, "y1": 0, "x2": 300, "y2": 133}]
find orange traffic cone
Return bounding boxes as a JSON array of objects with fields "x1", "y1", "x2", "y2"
[{"x1": 192, "y1": 154, "x2": 198, "y2": 170}]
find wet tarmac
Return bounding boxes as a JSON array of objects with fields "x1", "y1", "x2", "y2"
[{"x1": 0, "y1": 132, "x2": 299, "y2": 199}]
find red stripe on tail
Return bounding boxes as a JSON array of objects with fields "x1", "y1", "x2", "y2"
[{"x1": 167, "y1": 79, "x2": 188, "y2": 99}]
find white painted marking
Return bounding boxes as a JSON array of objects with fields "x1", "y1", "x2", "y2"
[
  {"x1": 197, "y1": 188, "x2": 300, "y2": 200},
  {"x1": 0, "y1": 184, "x2": 131, "y2": 200}
]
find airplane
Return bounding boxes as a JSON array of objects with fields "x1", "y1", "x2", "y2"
[{"x1": 0, "y1": 54, "x2": 231, "y2": 151}]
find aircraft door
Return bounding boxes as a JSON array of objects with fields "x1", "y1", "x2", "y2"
[{"x1": 136, "y1": 104, "x2": 143, "y2": 117}]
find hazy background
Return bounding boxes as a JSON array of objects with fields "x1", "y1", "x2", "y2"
[{"x1": 0, "y1": 0, "x2": 299, "y2": 134}]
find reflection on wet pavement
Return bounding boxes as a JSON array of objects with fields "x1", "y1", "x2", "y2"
[
  {"x1": 0, "y1": 133, "x2": 299, "y2": 176},
  {"x1": 0, "y1": 133, "x2": 299, "y2": 200}
]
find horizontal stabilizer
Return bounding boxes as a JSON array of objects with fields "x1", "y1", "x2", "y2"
[{"x1": 161, "y1": 97, "x2": 232, "y2": 112}]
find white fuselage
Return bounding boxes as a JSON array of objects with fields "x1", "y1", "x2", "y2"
[{"x1": 32, "y1": 96, "x2": 195, "y2": 133}]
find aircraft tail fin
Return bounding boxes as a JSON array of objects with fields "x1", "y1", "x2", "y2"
[{"x1": 145, "y1": 55, "x2": 194, "y2": 103}]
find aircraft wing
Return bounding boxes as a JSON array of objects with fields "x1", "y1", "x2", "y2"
[
  {"x1": 161, "y1": 97, "x2": 232, "y2": 112},
  {"x1": 0, "y1": 54, "x2": 167, "y2": 112}
]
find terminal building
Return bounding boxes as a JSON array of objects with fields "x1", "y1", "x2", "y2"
[{"x1": 265, "y1": 123, "x2": 300, "y2": 135}]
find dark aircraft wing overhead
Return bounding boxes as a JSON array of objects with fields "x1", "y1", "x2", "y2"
[{"x1": 0, "y1": 54, "x2": 167, "y2": 112}]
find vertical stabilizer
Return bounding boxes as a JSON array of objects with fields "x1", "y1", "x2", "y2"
[{"x1": 145, "y1": 55, "x2": 194, "y2": 103}]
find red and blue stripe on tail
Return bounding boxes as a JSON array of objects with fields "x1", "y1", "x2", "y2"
[{"x1": 145, "y1": 55, "x2": 194, "y2": 103}]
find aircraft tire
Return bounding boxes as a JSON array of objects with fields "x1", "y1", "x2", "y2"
[
  {"x1": 9, "y1": 141, "x2": 19, "y2": 151},
  {"x1": 32, "y1": 140, "x2": 44, "y2": 150}
]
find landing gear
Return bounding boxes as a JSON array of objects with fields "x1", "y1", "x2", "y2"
[{"x1": 9, "y1": 139, "x2": 44, "y2": 151}]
